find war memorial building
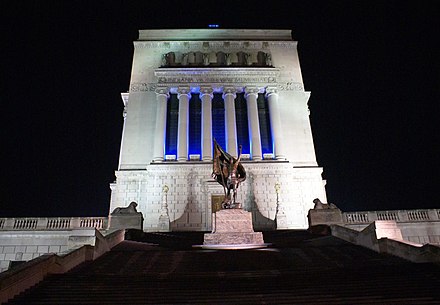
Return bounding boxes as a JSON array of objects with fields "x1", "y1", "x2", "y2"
[
  {"x1": 110, "y1": 29, "x2": 327, "y2": 232},
  {"x1": 1, "y1": 29, "x2": 440, "y2": 304}
]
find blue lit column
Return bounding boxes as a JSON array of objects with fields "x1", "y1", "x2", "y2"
[
  {"x1": 266, "y1": 87, "x2": 286, "y2": 160},
  {"x1": 223, "y1": 87, "x2": 238, "y2": 157},
  {"x1": 200, "y1": 87, "x2": 213, "y2": 161},
  {"x1": 177, "y1": 87, "x2": 190, "y2": 161},
  {"x1": 245, "y1": 87, "x2": 262, "y2": 160},
  {"x1": 153, "y1": 87, "x2": 169, "y2": 162}
]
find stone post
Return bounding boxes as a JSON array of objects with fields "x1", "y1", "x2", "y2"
[
  {"x1": 177, "y1": 87, "x2": 190, "y2": 161},
  {"x1": 152, "y1": 87, "x2": 169, "y2": 162},
  {"x1": 223, "y1": 87, "x2": 238, "y2": 157},
  {"x1": 158, "y1": 185, "x2": 170, "y2": 231},
  {"x1": 275, "y1": 182, "x2": 288, "y2": 229},
  {"x1": 200, "y1": 87, "x2": 213, "y2": 161},
  {"x1": 245, "y1": 87, "x2": 262, "y2": 160},
  {"x1": 266, "y1": 87, "x2": 286, "y2": 160}
]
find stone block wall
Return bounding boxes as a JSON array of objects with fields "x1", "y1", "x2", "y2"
[
  {"x1": 110, "y1": 162, "x2": 326, "y2": 231},
  {"x1": 0, "y1": 230, "x2": 97, "y2": 273}
]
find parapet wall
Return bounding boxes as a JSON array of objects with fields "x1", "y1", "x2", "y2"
[
  {"x1": 0, "y1": 217, "x2": 108, "y2": 273},
  {"x1": 342, "y1": 209, "x2": 440, "y2": 245},
  {"x1": 309, "y1": 207, "x2": 440, "y2": 246}
]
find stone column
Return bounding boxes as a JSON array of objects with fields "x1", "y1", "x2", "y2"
[
  {"x1": 152, "y1": 87, "x2": 169, "y2": 162},
  {"x1": 200, "y1": 87, "x2": 213, "y2": 161},
  {"x1": 177, "y1": 87, "x2": 190, "y2": 161},
  {"x1": 266, "y1": 87, "x2": 286, "y2": 160},
  {"x1": 245, "y1": 87, "x2": 262, "y2": 160},
  {"x1": 223, "y1": 87, "x2": 238, "y2": 157}
]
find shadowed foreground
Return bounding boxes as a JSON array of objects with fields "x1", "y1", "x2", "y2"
[{"x1": 6, "y1": 230, "x2": 440, "y2": 304}]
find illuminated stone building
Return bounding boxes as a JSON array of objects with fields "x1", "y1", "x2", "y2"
[
  {"x1": 109, "y1": 29, "x2": 327, "y2": 231},
  {"x1": 2, "y1": 29, "x2": 440, "y2": 303}
]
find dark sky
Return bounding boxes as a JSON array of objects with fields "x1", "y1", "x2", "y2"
[{"x1": 2, "y1": 1, "x2": 439, "y2": 217}]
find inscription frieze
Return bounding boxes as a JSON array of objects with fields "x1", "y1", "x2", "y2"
[
  {"x1": 154, "y1": 68, "x2": 279, "y2": 87},
  {"x1": 157, "y1": 76, "x2": 277, "y2": 84},
  {"x1": 130, "y1": 81, "x2": 303, "y2": 92}
]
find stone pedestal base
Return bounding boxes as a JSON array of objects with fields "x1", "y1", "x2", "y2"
[
  {"x1": 204, "y1": 232, "x2": 264, "y2": 245},
  {"x1": 308, "y1": 208, "x2": 343, "y2": 227},
  {"x1": 158, "y1": 215, "x2": 170, "y2": 232},
  {"x1": 109, "y1": 214, "x2": 143, "y2": 231},
  {"x1": 204, "y1": 209, "x2": 265, "y2": 246},
  {"x1": 276, "y1": 212, "x2": 288, "y2": 229}
]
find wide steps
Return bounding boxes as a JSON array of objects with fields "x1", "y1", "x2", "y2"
[{"x1": 6, "y1": 231, "x2": 440, "y2": 304}]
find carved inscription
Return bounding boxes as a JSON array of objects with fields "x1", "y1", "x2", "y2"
[
  {"x1": 130, "y1": 83, "x2": 157, "y2": 92},
  {"x1": 278, "y1": 82, "x2": 304, "y2": 91}
]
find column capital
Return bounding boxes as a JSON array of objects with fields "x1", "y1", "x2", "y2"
[
  {"x1": 265, "y1": 86, "x2": 279, "y2": 98},
  {"x1": 222, "y1": 86, "x2": 237, "y2": 99},
  {"x1": 199, "y1": 86, "x2": 213, "y2": 99},
  {"x1": 177, "y1": 86, "x2": 191, "y2": 98},
  {"x1": 155, "y1": 86, "x2": 169, "y2": 97},
  {"x1": 244, "y1": 86, "x2": 261, "y2": 98}
]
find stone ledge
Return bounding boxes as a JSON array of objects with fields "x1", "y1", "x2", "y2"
[{"x1": 204, "y1": 232, "x2": 264, "y2": 245}]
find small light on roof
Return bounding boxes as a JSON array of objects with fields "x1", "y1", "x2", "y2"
[{"x1": 208, "y1": 24, "x2": 219, "y2": 28}]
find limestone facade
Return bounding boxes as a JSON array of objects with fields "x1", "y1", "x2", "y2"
[
  {"x1": 110, "y1": 163, "x2": 326, "y2": 231},
  {"x1": 110, "y1": 29, "x2": 327, "y2": 231}
]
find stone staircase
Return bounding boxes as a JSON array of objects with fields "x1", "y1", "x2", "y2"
[{"x1": 5, "y1": 230, "x2": 440, "y2": 304}]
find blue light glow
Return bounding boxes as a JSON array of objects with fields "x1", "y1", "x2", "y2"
[
  {"x1": 208, "y1": 24, "x2": 219, "y2": 28},
  {"x1": 188, "y1": 94, "x2": 202, "y2": 156}
]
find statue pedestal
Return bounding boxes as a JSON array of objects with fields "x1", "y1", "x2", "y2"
[
  {"x1": 203, "y1": 209, "x2": 265, "y2": 248},
  {"x1": 109, "y1": 213, "x2": 143, "y2": 231}
]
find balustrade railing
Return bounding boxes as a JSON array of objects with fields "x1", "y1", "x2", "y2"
[
  {"x1": 407, "y1": 210, "x2": 430, "y2": 221},
  {"x1": 377, "y1": 211, "x2": 399, "y2": 221},
  {"x1": 343, "y1": 209, "x2": 440, "y2": 225},
  {"x1": 0, "y1": 217, "x2": 108, "y2": 231},
  {"x1": 344, "y1": 212, "x2": 369, "y2": 223}
]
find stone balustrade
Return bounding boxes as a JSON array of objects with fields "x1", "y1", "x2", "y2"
[
  {"x1": 343, "y1": 209, "x2": 440, "y2": 224},
  {"x1": 0, "y1": 217, "x2": 108, "y2": 231}
]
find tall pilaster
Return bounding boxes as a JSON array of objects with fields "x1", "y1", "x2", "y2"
[
  {"x1": 177, "y1": 87, "x2": 190, "y2": 161},
  {"x1": 266, "y1": 87, "x2": 286, "y2": 160},
  {"x1": 245, "y1": 87, "x2": 262, "y2": 160},
  {"x1": 152, "y1": 87, "x2": 169, "y2": 162},
  {"x1": 223, "y1": 87, "x2": 238, "y2": 157},
  {"x1": 200, "y1": 86, "x2": 213, "y2": 161}
]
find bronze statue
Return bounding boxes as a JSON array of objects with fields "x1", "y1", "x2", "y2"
[{"x1": 212, "y1": 140, "x2": 246, "y2": 209}]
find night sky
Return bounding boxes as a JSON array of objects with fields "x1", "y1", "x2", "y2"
[{"x1": 2, "y1": 1, "x2": 439, "y2": 217}]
